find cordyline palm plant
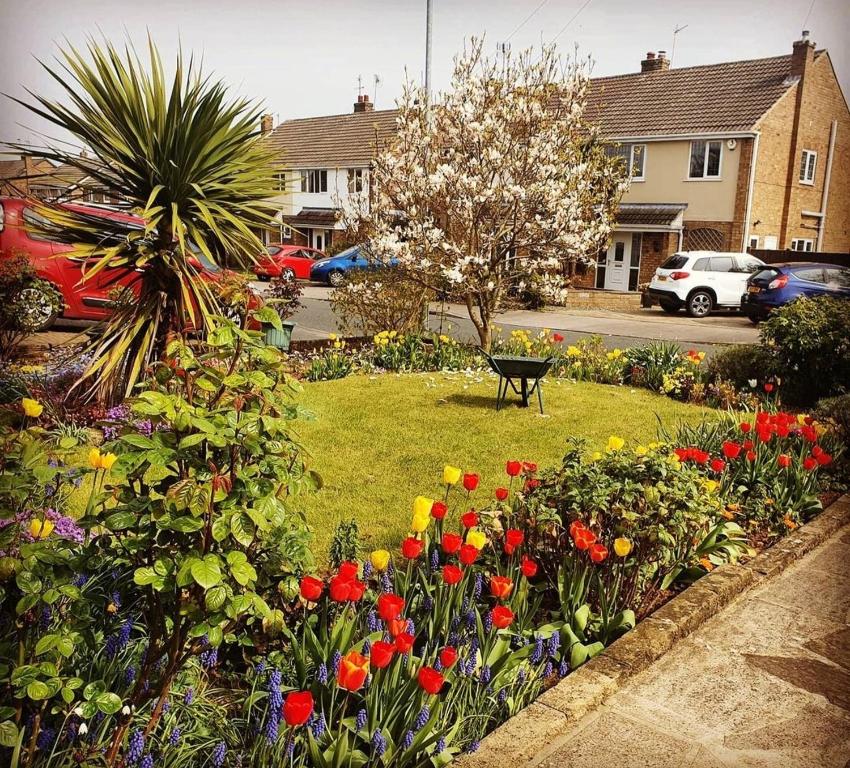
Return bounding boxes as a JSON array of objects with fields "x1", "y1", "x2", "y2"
[{"x1": 11, "y1": 38, "x2": 278, "y2": 402}]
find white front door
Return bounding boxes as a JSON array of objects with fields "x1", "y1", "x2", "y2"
[
  {"x1": 311, "y1": 230, "x2": 326, "y2": 251},
  {"x1": 604, "y1": 235, "x2": 630, "y2": 291}
]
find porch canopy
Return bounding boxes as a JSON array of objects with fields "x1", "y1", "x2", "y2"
[{"x1": 615, "y1": 202, "x2": 687, "y2": 231}]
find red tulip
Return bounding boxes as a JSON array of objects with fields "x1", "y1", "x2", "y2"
[
  {"x1": 370, "y1": 641, "x2": 395, "y2": 669},
  {"x1": 504, "y1": 528, "x2": 524, "y2": 555},
  {"x1": 418, "y1": 666, "x2": 445, "y2": 695},
  {"x1": 710, "y1": 458, "x2": 726, "y2": 473},
  {"x1": 490, "y1": 575, "x2": 514, "y2": 600},
  {"x1": 329, "y1": 575, "x2": 353, "y2": 602},
  {"x1": 395, "y1": 632, "x2": 414, "y2": 655},
  {"x1": 776, "y1": 424, "x2": 790, "y2": 438},
  {"x1": 552, "y1": 332, "x2": 564, "y2": 343},
  {"x1": 490, "y1": 605, "x2": 514, "y2": 629},
  {"x1": 777, "y1": 454, "x2": 791, "y2": 468},
  {"x1": 522, "y1": 461, "x2": 538, "y2": 473},
  {"x1": 569, "y1": 520, "x2": 586, "y2": 539},
  {"x1": 574, "y1": 528, "x2": 597, "y2": 551},
  {"x1": 740, "y1": 422, "x2": 752, "y2": 433},
  {"x1": 803, "y1": 456, "x2": 818, "y2": 471},
  {"x1": 589, "y1": 543, "x2": 609, "y2": 564},
  {"x1": 524, "y1": 478, "x2": 540, "y2": 491},
  {"x1": 461, "y1": 511, "x2": 479, "y2": 528},
  {"x1": 282, "y1": 691, "x2": 314, "y2": 727},
  {"x1": 764, "y1": 382, "x2": 774, "y2": 393},
  {"x1": 459, "y1": 544, "x2": 479, "y2": 565},
  {"x1": 812, "y1": 445, "x2": 824, "y2": 458},
  {"x1": 337, "y1": 651, "x2": 369, "y2": 691},
  {"x1": 441, "y1": 533, "x2": 462, "y2": 554},
  {"x1": 439, "y1": 646, "x2": 458, "y2": 668},
  {"x1": 801, "y1": 425, "x2": 817, "y2": 442},
  {"x1": 495, "y1": 487, "x2": 509, "y2": 501},
  {"x1": 387, "y1": 618, "x2": 407, "y2": 638},
  {"x1": 521, "y1": 555, "x2": 538, "y2": 578},
  {"x1": 377, "y1": 594, "x2": 405, "y2": 622},
  {"x1": 463, "y1": 473, "x2": 480, "y2": 492},
  {"x1": 506, "y1": 460, "x2": 522, "y2": 477},
  {"x1": 401, "y1": 537, "x2": 424, "y2": 559},
  {"x1": 743, "y1": 439, "x2": 754, "y2": 450},
  {"x1": 431, "y1": 501, "x2": 448, "y2": 520},
  {"x1": 746, "y1": 449, "x2": 757, "y2": 461},
  {"x1": 442, "y1": 565, "x2": 464, "y2": 585},
  {"x1": 756, "y1": 425, "x2": 772, "y2": 443},
  {"x1": 816, "y1": 452, "x2": 832, "y2": 466},
  {"x1": 299, "y1": 576, "x2": 323, "y2": 602},
  {"x1": 721, "y1": 441, "x2": 741, "y2": 460},
  {"x1": 337, "y1": 561, "x2": 359, "y2": 580}
]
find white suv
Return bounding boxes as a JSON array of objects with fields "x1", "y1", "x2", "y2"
[{"x1": 646, "y1": 251, "x2": 766, "y2": 317}]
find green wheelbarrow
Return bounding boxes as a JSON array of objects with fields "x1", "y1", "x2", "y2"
[{"x1": 478, "y1": 348, "x2": 554, "y2": 414}]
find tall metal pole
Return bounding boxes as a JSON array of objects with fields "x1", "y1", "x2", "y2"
[{"x1": 425, "y1": 0, "x2": 433, "y2": 102}]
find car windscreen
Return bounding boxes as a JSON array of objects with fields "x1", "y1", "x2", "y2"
[
  {"x1": 660, "y1": 255, "x2": 688, "y2": 270},
  {"x1": 266, "y1": 246, "x2": 282, "y2": 256}
]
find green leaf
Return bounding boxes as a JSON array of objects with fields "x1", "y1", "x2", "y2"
[
  {"x1": 134, "y1": 567, "x2": 157, "y2": 586},
  {"x1": 191, "y1": 556, "x2": 222, "y2": 589},
  {"x1": 231, "y1": 561, "x2": 257, "y2": 587},
  {"x1": 105, "y1": 511, "x2": 137, "y2": 530},
  {"x1": 121, "y1": 434, "x2": 157, "y2": 449},
  {"x1": 0, "y1": 721, "x2": 19, "y2": 748},
  {"x1": 205, "y1": 585, "x2": 227, "y2": 611},
  {"x1": 26, "y1": 680, "x2": 50, "y2": 701},
  {"x1": 96, "y1": 692, "x2": 122, "y2": 715},
  {"x1": 165, "y1": 515, "x2": 204, "y2": 533},
  {"x1": 230, "y1": 512, "x2": 255, "y2": 547},
  {"x1": 16, "y1": 571, "x2": 41, "y2": 594},
  {"x1": 35, "y1": 635, "x2": 57, "y2": 656}
]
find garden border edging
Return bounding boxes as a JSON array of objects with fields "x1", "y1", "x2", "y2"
[{"x1": 458, "y1": 493, "x2": 850, "y2": 768}]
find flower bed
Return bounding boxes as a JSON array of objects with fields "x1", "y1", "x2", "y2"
[{"x1": 1, "y1": 315, "x2": 843, "y2": 768}]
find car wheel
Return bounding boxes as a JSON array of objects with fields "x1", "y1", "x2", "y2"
[
  {"x1": 14, "y1": 282, "x2": 62, "y2": 332},
  {"x1": 327, "y1": 270, "x2": 345, "y2": 287},
  {"x1": 686, "y1": 290, "x2": 714, "y2": 318},
  {"x1": 659, "y1": 301, "x2": 680, "y2": 315}
]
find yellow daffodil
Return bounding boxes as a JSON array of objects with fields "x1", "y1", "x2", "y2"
[
  {"x1": 590, "y1": 451, "x2": 603, "y2": 462},
  {"x1": 567, "y1": 345, "x2": 581, "y2": 357},
  {"x1": 370, "y1": 549, "x2": 390, "y2": 571},
  {"x1": 634, "y1": 445, "x2": 648, "y2": 457},
  {"x1": 466, "y1": 529, "x2": 487, "y2": 550},
  {"x1": 21, "y1": 398, "x2": 44, "y2": 418},
  {"x1": 443, "y1": 465, "x2": 462, "y2": 486},
  {"x1": 606, "y1": 435, "x2": 625, "y2": 452},
  {"x1": 29, "y1": 519, "x2": 54, "y2": 539},
  {"x1": 439, "y1": 334, "x2": 450, "y2": 344},
  {"x1": 613, "y1": 537, "x2": 632, "y2": 557},
  {"x1": 328, "y1": 333, "x2": 337, "y2": 341}
]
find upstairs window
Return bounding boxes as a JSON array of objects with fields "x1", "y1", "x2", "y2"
[
  {"x1": 301, "y1": 170, "x2": 327, "y2": 194},
  {"x1": 688, "y1": 140, "x2": 722, "y2": 179},
  {"x1": 605, "y1": 143, "x2": 646, "y2": 180},
  {"x1": 348, "y1": 168, "x2": 367, "y2": 193},
  {"x1": 799, "y1": 150, "x2": 817, "y2": 185}
]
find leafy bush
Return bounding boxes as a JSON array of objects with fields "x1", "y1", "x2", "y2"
[
  {"x1": 704, "y1": 343, "x2": 777, "y2": 392},
  {"x1": 760, "y1": 296, "x2": 850, "y2": 405},
  {"x1": 266, "y1": 271, "x2": 303, "y2": 321},
  {"x1": 624, "y1": 341, "x2": 682, "y2": 391},
  {"x1": 330, "y1": 268, "x2": 431, "y2": 336},
  {"x1": 813, "y1": 394, "x2": 850, "y2": 451}
]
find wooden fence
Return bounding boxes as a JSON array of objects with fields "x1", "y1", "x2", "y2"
[{"x1": 747, "y1": 248, "x2": 850, "y2": 268}]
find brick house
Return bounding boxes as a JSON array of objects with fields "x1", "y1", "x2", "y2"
[
  {"x1": 261, "y1": 97, "x2": 396, "y2": 251},
  {"x1": 574, "y1": 32, "x2": 850, "y2": 292},
  {"x1": 1, "y1": 153, "x2": 118, "y2": 204}
]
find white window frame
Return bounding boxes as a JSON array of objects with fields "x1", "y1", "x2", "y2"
[
  {"x1": 347, "y1": 168, "x2": 367, "y2": 193},
  {"x1": 687, "y1": 139, "x2": 723, "y2": 180},
  {"x1": 748, "y1": 235, "x2": 760, "y2": 250},
  {"x1": 280, "y1": 223, "x2": 292, "y2": 240},
  {"x1": 629, "y1": 144, "x2": 646, "y2": 181},
  {"x1": 275, "y1": 172, "x2": 287, "y2": 192},
  {"x1": 799, "y1": 150, "x2": 817, "y2": 185},
  {"x1": 790, "y1": 238, "x2": 814, "y2": 252},
  {"x1": 300, "y1": 169, "x2": 328, "y2": 194}
]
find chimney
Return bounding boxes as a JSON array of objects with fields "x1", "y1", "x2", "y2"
[
  {"x1": 353, "y1": 94, "x2": 374, "y2": 113},
  {"x1": 790, "y1": 30, "x2": 815, "y2": 79},
  {"x1": 260, "y1": 114, "x2": 274, "y2": 134},
  {"x1": 641, "y1": 50, "x2": 670, "y2": 73}
]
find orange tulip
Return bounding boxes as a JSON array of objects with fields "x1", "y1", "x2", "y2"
[{"x1": 337, "y1": 651, "x2": 370, "y2": 691}]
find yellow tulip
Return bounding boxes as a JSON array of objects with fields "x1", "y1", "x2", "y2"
[
  {"x1": 613, "y1": 537, "x2": 632, "y2": 557},
  {"x1": 100, "y1": 452, "x2": 118, "y2": 470},
  {"x1": 606, "y1": 436, "x2": 625, "y2": 452},
  {"x1": 702, "y1": 479, "x2": 719, "y2": 494},
  {"x1": 796, "y1": 413, "x2": 808, "y2": 425},
  {"x1": 29, "y1": 519, "x2": 54, "y2": 539},
  {"x1": 590, "y1": 451, "x2": 603, "y2": 462},
  {"x1": 634, "y1": 445, "x2": 648, "y2": 457},
  {"x1": 21, "y1": 398, "x2": 44, "y2": 418},
  {"x1": 411, "y1": 512, "x2": 430, "y2": 533},
  {"x1": 466, "y1": 529, "x2": 487, "y2": 550},
  {"x1": 370, "y1": 549, "x2": 390, "y2": 571},
  {"x1": 443, "y1": 465, "x2": 462, "y2": 486},
  {"x1": 413, "y1": 496, "x2": 433, "y2": 519},
  {"x1": 88, "y1": 448, "x2": 103, "y2": 469}
]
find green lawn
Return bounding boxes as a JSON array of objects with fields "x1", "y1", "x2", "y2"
[{"x1": 293, "y1": 371, "x2": 716, "y2": 556}]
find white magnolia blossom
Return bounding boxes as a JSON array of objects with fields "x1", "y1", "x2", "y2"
[{"x1": 345, "y1": 38, "x2": 627, "y2": 347}]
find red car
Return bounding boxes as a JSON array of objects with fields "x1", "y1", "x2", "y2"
[
  {"x1": 254, "y1": 244, "x2": 326, "y2": 280},
  {"x1": 0, "y1": 196, "x2": 260, "y2": 331}
]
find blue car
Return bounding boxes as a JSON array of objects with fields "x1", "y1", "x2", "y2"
[
  {"x1": 741, "y1": 262, "x2": 850, "y2": 322},
  {"x1": 309, "y1": 245, "x2": 397, "y2": 286}
]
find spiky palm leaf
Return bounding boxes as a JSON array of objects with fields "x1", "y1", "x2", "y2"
[{"x1": 11, "y1": 38, "x2": 278, "y2": 402}]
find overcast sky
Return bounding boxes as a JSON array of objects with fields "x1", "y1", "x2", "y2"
[{"x1": 1, "y1": 0, "x2": 848, "y2": 150}]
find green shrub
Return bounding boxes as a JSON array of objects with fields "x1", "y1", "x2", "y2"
[
  {"x1": 760, "y1": 296, "x2": 850, "y2": 405},
  {"x1": 813, "y1": 394, "x2": 850, "y2": 451},
  {"x1": 704, "y1": 343, "x2": 777, "y2": 392},
  {"x1": 624, "y1": 341, "x2": 682, "y2": 391}
]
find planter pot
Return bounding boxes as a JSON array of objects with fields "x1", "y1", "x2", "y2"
[{"x1": 263, "y1": 320, "x2": 296, "y2": 351}]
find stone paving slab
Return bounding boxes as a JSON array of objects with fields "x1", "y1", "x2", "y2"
[{"x1": 461, "y1": 497, "x2": 850, "y2": 768}]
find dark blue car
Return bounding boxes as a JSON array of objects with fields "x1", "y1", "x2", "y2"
[
  {"x1": 309, "y1": 245, "x2": 398, "y2": 286},
  {"x1": 741, "y1": 262, "x2": 850, "y2": 322}
]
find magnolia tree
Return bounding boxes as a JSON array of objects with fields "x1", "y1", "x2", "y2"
[{"x1": 348, "y1": 39, "x2": 627, "y2": 348}]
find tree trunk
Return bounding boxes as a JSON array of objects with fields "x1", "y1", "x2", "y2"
[{"x1": 464, "y1": 293, "x2": 493, "y2": 350}]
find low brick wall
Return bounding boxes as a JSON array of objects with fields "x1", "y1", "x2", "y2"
[{"x1": 566, "y1": 289, "x2": 642, "y2": 311}]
